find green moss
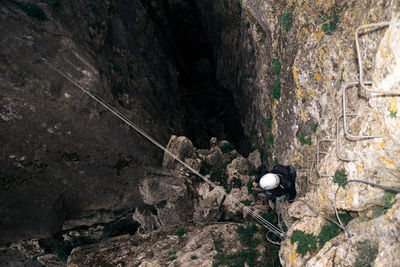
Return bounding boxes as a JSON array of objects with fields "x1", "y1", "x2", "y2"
[
  {"x1": 333, "y1": 170, "x2": 347, "y2": 188},
  {"x1": 262, "y1": 212, "x2": 276, "y2": 224},
  {"x1": 320, "y1": 6, "x2": 341, "y2": 35},
  {"x1": 259, "y1": 149, "x2": 268, "y2": 162},
  {"x1": 155, "y1": 200, "x2": 167, "y2": 209},
  {"x1": 299, "y1": 133, "x2": 312, "y2": 146},
  {"x1": 384, "y1": 191, "x2": 397, "y2": 209},
  {"x1": 354, "y1": 241, "x2": 378, "y2": 267},
  {"x1": 174, "y1": 228, "x2": 186, "y2": 237},
  {"x1": 280, "y1": 12, "x2": 292, "y2": 31},
  {"x1": 221, "y1": 143, "x2": 235, "y2": 153},
  {"x1": 262, "y1": 116, "x2": 273, "y2": 129},
  {"x1": 290, "y1": 230, "x2": 318, "y2": 256},
  {"x1": 312, "y1": 122, "x2": 319, "y2": 133},
  {"x1": 17, "y1": 2, "x2": 48, "y2": 21},
  {"x1": 232, "y1": 178, "x2": 242, "y2": 188},
  {"x1": 246, "y1": 21, "x2": 251, "y2": 28},
  {"x1": 169, "y1": 255, "x2": 177, "y2": 261},
  {"x1": 210, "y1": 167, "x2": 228, "y2": 191},
  {"x1": 272, "y1": 59, "x2": 281, "y2": 76},
  {"x1": 243, "y1": 200, "x2": 251, "y2": 206},
  {"x1": 236, "y1": 1, "x2": 242, "y2": 15},
  {"x1": 318, "y1": 224, "x2": 340, "y2": 247},
  {"x1": 190, "y1": 255, "x2": 198, "y2": 260},
  {"x1": 271, "y1": 79, "x2": 281, "y2": 100},
  {"x1": 267, "y1": 134, "x2": 274, "y2": 148},
  {"x1": 389, "y1": 109, "x2": 397, "y2": 118},
  {"x1": 236, "y1": 225, "x2": 259, "y2": 248}
]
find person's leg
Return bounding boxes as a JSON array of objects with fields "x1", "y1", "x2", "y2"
[{"x1": 289, "y1": 165, "x2": 296, "y2": 181}]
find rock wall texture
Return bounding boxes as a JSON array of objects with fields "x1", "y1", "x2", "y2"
[{"x1": 1, "y1": 0, "x2": 400, "y2": 266}]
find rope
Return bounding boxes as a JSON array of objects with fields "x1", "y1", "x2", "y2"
[
  {"x1": 334, "y1": 179, "x2": 400, "y2": 237},
  {"x1": 40, "y1": 57, "x2": 288, "y2": 239}
]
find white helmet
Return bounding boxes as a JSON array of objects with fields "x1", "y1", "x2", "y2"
[{"x1": 259, "y1": 173, "x2": 280, "y2": 190}]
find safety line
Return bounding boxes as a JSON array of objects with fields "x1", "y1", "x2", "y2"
[
  {"x1": 334, "y1": 179, "x2": 400, "y2": 237},
  {"x1": 40, "y1": 57, "x2": 288, "y2": 239}
]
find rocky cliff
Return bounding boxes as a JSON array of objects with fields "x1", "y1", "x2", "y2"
[{"x1": 1, "y1": 0, "x2": 400, "y2": 266}]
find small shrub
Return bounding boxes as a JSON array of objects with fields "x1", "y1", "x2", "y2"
[
  {"x1": 271, "y1": 79, "x2": 281, "y2": 100},
  {"x1": 281, "y1": 12, "x2": 292, "y2": 31},
  {"x1": 221, "y1": 143, "x2": 235, "y2": 153},
  {"x1": 299, "y1": 133, "x2": 312, "y2": 146},
  {"x1": 272, "y1": 59, "x2": 281, "y2": 76},
  {"x1": 384, "y1": 191, "x2": 397, "y2": 209},
  {"x1": 236, "y1": 225, "x2": 259, "y2": 248},
  {"x1": 354, "y1": 241, "x2": 378, "y2": 267},
  {"x1": 273, "y1": 157, "x2": 279, "y2": 166},
  {"x1": 333, "y1": 170, "x2": 347, "y2": 188},
  {"x1": 232, "y1": 178, "x2": 242, "y2": 188},
  {"x1": 174, "y1": 228, "x2": 186, "y2": 237},
  {"x1": 190, "y1": 255, "x2": 198, "y2": 260},
  {"x1": 321, "y1": 9, "x2": 340, "y2": 35},
  {"x1": 290, "y1": 230, "x2": 317, "y2": 256},
  {"x1": 17, "y1": 2, "x2": 48, "y2": 21},
  {"x1": 169, "y1": 255, "x2": 177, "y2": 261},
  {"x1": 262, "y1": 212, "x2": 276, "y2": 223},
  {"x1": 210, "y1": 167, "x2": 228, "y2": 190},
  {"x1": 389, "y1": 109, "x2": 397, "y2": 118}
]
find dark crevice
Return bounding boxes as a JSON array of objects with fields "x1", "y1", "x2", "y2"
[{"x1": 145, "y1": 0, "x2": 250, "y2": 155}]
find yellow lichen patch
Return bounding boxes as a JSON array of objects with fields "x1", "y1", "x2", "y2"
[
  {"x1": 321, "y1": 47, "x2": 325, "y2": 58},
  {"x1": 315, "y1": 72, "x2": 322, "y2": 80},
  {"x1": 300, "y1": 108, "x2": 308, "y2": 121},
  {"x1": 357, "y1": 165, "x2": 363, "y2": 174},
  {"x1": 380, "y1": 142, "x2": 385, "y2": 149},
  {"x1": 388, "y1": 98, "x2": 397, "y2": 113},
  {"x1": 386, "y1": 30, "x2": 392, "y2": 45},
  {"x1": 292, "y1": 66, "x2": 300, "y2": 85},
  {"x1": 381, "y1": 156, "x2": 394, "y2": 166},
  {"x1": 290, "y1": 249, "x2": 297, "y2": 265},
  {"x1": 296, "y1": 88, "x2": 304, "y2": 98}
]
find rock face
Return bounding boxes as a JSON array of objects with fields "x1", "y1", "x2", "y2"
[{"x1": 2, "y1": 0, "x2": 400, "y2": 266}]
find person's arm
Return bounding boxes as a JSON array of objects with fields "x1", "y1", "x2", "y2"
[{"x1": 287, "y1": 183, "x2": 297, "y2": 201}]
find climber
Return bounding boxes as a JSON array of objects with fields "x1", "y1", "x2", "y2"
[{"x1": 252, "y1": 164, "x2": 297, "y2": 207}]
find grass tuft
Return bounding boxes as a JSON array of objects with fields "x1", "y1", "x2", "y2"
[
  {"x1": 299, "y1": 133, "x2": 312, "y2": 146},
  {"x1": 271, "y1": 79, "x2": 281, "y2": 100},
  {"x1": 174, "y1": 228, "x2": 186, "y2": 237},
  {"x1": 290, "y1": 230, "x2": 317, "y2": 256},
  {"x1": 333, "y1": 170, "x2": 347, "y2": 188},
  {"x1": 281, "y1": 12, "x2": 292, "y2": 31},
  {"x1": 354, "y1": 241, "x2": 378, "y2": 267},
  {"x1": 384, "y1": 190, "x2": 397, "y2": 209}
]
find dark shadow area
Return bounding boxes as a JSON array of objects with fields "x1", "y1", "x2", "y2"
[{"x1": 146, "y1": 0, "x2": 250, "y2": 155}]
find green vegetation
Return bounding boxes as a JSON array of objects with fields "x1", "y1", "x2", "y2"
[
  {"x1": 243, "y1": 200, "x2": 251, "y2": 206},
  {"x1": 148, "y1": 172, "x2": 168, "y2": 177},
  {"x1": 320, "y1": 6, "x2": 341, "y2": 35},
  {"x1": 17, "y1": 2, "x2": 48, "y2": 21},
  {"x1": 232, "y1": 178, "x2": 242, "y2": 188},
  {"x1": 384, "y1": 190, "x2": 397, "y2": 209},
  {"x1": 389, "y1": 109, "x2": 397, "y2": 118},
  {"x1": 259, "y1": 149, "x2": 268, "y2": 162},
  {"x1": 237, "y1": 1, "x2": 242, "y2": 16},
  {"x1": 333, "y1": 170, "x2": 347, "y2": 188},
  {"x1": 271, "y1": 79, "x2": 281, "y2": 100},
  {"x1": 190, "y1": 255, "x2": 198, "y2": 260},
  {"x1": 267, "y1": 134, "x2": 274, "y2": 148},
  {"x1": 155, "y1": 200, "x2": 167, "y2": 209},
  {"x1": 312, "y1": 122, "x2": 319, "y2": 133},
  {"x1": 212, "y1": 225, "x2": 261, "y2": 267},
  {"x1": 299, "y1": 133, "x2": 312, "y2": 146},
  {"x1": 273, "y1": 156, "x2": 279, "y2": 166},
  {"x1": 280, "y1": 12, "x2": 292, "y2": 31},
  {"x1": 210, "y1": 167, "x2": 229, "y2": 191},
  {"x1": 292, "y1": 213, "x2": 353, "y2": 256},
  {"x1": 169, "y1": 255, "x2": 177, "y2": 261},
  {"x1": 272, "y1": 59, "x2": 281, "y2": 76},
  {"x1": 262, "y1": 116, "x2": 273, "y2": 129},
  {"x1": 290, "y1": 230, "x2": 317, "y2": 256},
  {"x1": 221, "y1": 142, "x2": 235, "y2": 153},
  {"x1": 246, "y1": 21, "x2": 251, "y2": 29},
  {"x1": 174, "y1": 228, "x2": 186, "y2": 237},
  {"x1": 354, "y1": 241, "x2": 378, "y2": 267}
]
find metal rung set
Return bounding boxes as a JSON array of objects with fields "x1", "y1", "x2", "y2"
[{"x1": 301, "y1": 21, "x2": 399, "y2": 184}]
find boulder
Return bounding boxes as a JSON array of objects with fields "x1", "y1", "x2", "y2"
[
  {"x1": 163, "y1": 136, "x2": 196, "y2": 169},
  {"x1": 193, "y1": 186, "x2": 225, "y2": 223}
]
